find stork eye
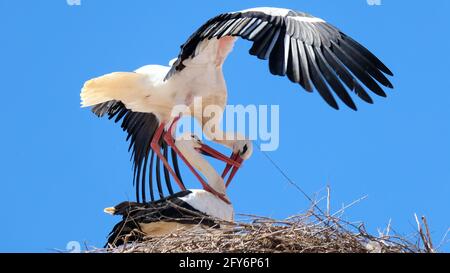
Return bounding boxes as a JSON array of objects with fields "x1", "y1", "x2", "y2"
[{"x1": 241, "y1": 144, "x2": 248, "y2": 155}]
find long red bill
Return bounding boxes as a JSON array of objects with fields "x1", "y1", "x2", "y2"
[
  {"x1": 222, "y1": 152, "x2": 239, "y2": 178},
  {"x1": 199, "y1": 144, "x2": 241, "y2": 167},
  {"x1": 225, "y1": 156, "x2": 243, "y2": 188}
]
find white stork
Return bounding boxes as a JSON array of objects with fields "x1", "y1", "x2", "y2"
[
  {"x1": 104, "y1": 133, "x2": 233, "y2": 246},
  {"x1": 81, "y1": 7, "x2": 393, "y2": 207}
]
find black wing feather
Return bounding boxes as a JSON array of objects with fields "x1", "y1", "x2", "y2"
[
  {"x1": 249, "y1": 25, "x2": 276, "y2": 59},
  {"x1": 155, "y1": 152, "x2": 164, "y2": 199},
  {"x1": 338, "y1": 37, "x2": 393, "y2": 88},
  {"x1": 304, "y1": 44, "x2": 339, "y2": 109},
  {"x1": 341, "y1": 34, "x2": 393, "y2": 76},
  {"x1": 162, "y1": 141, "x2": 174, "y2": 195},
  {"x1": 314, "y1": 46, "x2": 357, "y2": 110},
  {"x1": 286, "y1": 37, "x2": 301, "y2": 83},
  {"x1": 331, "y1": 40, "x2": 387, "y2": 97},
  {"x1": 171, "y1": 147, "x2": 184, "y2": 187},
  {"x1": 90, "y1": 100, "x2": 182, "y2": 202},
  {"x1": 269, "y1": 28, "x2": 288, "y2": 76},
  {"x1": 322, "y1": 46, "x2": 374, "y2": 104},
  {"x1": 166, "y1": 8, "x2": 393, "y2": 110},
  {"x1": 297, "y1": 40, "x2": 314, "y2": 91},
  {"x1": 148, "y1": 150, "x2": 155, "y2": 202}
]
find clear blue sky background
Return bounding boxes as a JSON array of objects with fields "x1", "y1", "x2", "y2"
[{"x1": 1, "y1": 0, "x2": 449, "y2": 252}]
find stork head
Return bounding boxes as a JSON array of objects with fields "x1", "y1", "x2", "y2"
[{"x1": 233, "y1": 139, "x2": 253, "y2": 161}]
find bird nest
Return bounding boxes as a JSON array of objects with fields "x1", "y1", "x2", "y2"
[{"x1": 97, "y1": 201, "x2": 435, "y2": 253}]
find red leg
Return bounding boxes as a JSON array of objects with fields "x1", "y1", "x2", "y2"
[
  {"x1": 164, "y1": 118, "x2": 231, "y2": 204},
  {"x1": 165, "y1": 116, "x2": 240, "y2": 168},
  {"x1": 150, "y1": 122, "x2": 186, "y2": 192},
  {"x1": 164, "y1": 134, "x2": 231, "y2": 204}
]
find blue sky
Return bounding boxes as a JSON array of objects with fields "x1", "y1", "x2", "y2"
[{"x1": 1, "y1": 0, "x2": 449, "y2": 252}]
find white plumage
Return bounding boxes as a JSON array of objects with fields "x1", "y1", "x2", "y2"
[
  {"x1": 179, "y1": 189, "x2": 234, "y2": 222},
  {"x1": 83, "y1": 7, "x2": 393, "y2": 234}
]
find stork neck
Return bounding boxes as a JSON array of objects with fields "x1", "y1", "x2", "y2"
[{"x1": 200, "y1": 166, "x2": 227, "y2": 195}]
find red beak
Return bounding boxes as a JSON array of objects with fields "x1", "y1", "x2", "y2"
[
  {"x1": 225, "y1": 155, "x2": 243, "y2": 188},
  {"x1": 198, "y1": 143, "x2": 241, "y2": 168}
]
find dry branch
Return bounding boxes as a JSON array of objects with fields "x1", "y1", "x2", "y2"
[{"x1": 93, "y1": 204, "x2": 433, "y2": 253}]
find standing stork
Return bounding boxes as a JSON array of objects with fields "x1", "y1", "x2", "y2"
[{"x1": 81, "y1": 7, "x2": 393, "y2": 204}]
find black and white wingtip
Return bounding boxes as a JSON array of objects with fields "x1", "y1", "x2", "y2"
[{"x1": 167, "y1": 7, "x2": 394, "y2": 111}]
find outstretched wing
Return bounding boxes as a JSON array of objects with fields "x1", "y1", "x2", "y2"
[
  {"x1": 166, "y1": 7, "x2": 393, "y2": 110},
  {"x1": 91, "y1": 100, "x2": 184, "y2": 202}
]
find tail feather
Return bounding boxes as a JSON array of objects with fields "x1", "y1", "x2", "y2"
[{"x1": 80, "y1": 72, "x2": 149, "y2": 107}]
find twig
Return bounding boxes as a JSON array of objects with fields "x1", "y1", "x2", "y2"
[
  {"x1": 326, "y1": 185, "x2": 331, "y2": 218},
  {"x1": 437, "y1": 228, "x2": 450, "y2": 250},
  {"x1": 421, "y1": 216, "x2": 434, "y2": 252},
  {"x1": 414, "y1": 213, "x2": 431, "y2": 253}
]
